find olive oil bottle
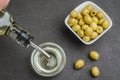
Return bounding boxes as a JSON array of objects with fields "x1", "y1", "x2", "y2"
[
  {"x1": 0, "y1": 9, "x2": 50, "y2": 58},
  {"x1": 0, "y1": 9, "x2": 33, "y2": 47}
]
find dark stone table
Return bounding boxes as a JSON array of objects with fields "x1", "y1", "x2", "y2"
[{"x1": 0, "y1": 0, "x2": 120, "y2": 80}]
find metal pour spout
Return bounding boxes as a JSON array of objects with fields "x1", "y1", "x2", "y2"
[{"x1": 30, "y1": 41, "x2": 51, "y2": 59}]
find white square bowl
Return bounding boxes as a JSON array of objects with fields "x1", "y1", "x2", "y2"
[{"x1": 65, "y1": 1, "x2": 112, "y2": 45}]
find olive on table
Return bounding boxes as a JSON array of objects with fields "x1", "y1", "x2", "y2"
[
  {"x1": 91, "y1": 66, "x2": 100, "y2": 77},
  {"x1": 74, "y1": 59, "x2": 85, "y2": 69},
  {"x1": 89, "y1": 51, "x2": 99, "y2": 60}
]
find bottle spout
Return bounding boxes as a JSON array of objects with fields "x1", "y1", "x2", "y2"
[{"x1": 30, "y1": 41, "x2": 51, "y2": 59}]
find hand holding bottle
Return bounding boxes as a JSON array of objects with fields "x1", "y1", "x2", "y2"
[{"x1": 0, "y1": 0, "x2": 10, "y2": 9}]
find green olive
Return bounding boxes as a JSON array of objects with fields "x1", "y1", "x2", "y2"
[
  {"x1": 91, "y1": 66, "x2": 100, "y2": 77},
  {"x1": 96, "y1": 26, "x2": 103, "y2": 34},
  {"x1": 83, "y1": 36, "x2": 90, "y2": 42},
  {"x1": 98, "y1": 19, "x2": 104, "y2": 25},
  {"x1": 96, "y1": 11, "x2": 104, "y2": 19},
  {"x1": 84, "y1": 15, "x2": 92, "y2": 24},
  {"x1": 72, "y1": 24, "x2": 80, "y2": 32},
  {"x1": 90, "y1": 10, "x2": 97, "y2": 17},
  {"x1": 77, "y1": 29, "x2": 84, "y2": 37},
  {"x1": 101, "y1": 19, "x2": 110, "y2": 29},
  {"x1": 70, "y1": 10, "x2": 79, "y2": 18},
  {"x1": 82, "y1": 8, "x2": 89, "y2": 16},
  {"x1": 75, "y1": 19, "x2": 78, "y2": 25},
  {"x1": 92, "y1": 17, "x2": 98, "y2": 24},
  {"x1": 79, "y1": 19, "x2": 85, "y2": 26},
  {"x1": 74, "y1": 59, "x2": 85, "y2": 69},
  {"x1": 91, "y1": 32, "x2": 98, "y2": 39},
  {"x1": 68, "y1": 18, "x2": 76, "y2": 26},
  {"x1": 76, "y1": 13, "x2": 83, "y2": 20},
  {"x1": 82, "y1": 25, "x2": 89, "y2": 30},
  {"x1": 89, "y1": 51, "x2": 99, "y2": 60},
  {"x1": 85, "y1": 27, "x2": 93, "y2": 36},
  {"x1": 90, "y1": 22, "x2": 97, "y2": 30},
  {"x1": 85, "y1": 5, "x2": 93, "y2": 11}
]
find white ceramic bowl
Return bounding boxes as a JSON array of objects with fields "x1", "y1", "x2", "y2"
[{"x1": 65, "y1": 1, "x2": 112, "y2": 45}]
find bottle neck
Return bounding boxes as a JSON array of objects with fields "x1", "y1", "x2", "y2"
[{"x1": 7, "y1": 22, "x2": 33, "y2": 47}]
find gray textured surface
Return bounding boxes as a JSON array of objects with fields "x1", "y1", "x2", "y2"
[{"x1": 0, "y1": 0, "x2": 120, "y2": 80}]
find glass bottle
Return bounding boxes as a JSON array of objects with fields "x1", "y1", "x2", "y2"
[{"x1": 0, "y1": 9, "x2": 33, "y2": 47}]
